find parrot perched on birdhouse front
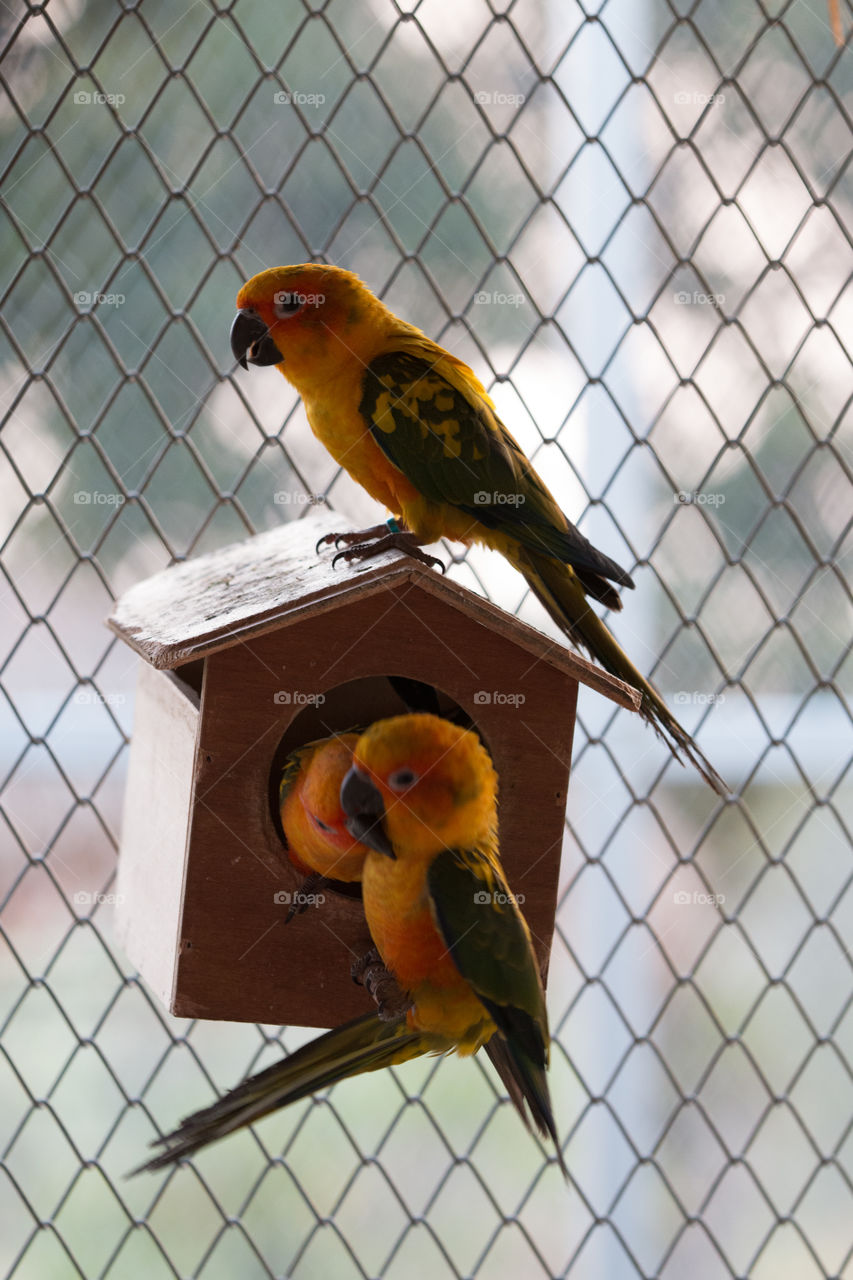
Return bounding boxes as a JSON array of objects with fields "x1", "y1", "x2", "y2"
[
  {"x1": 230, "y1": 263, "x2": 725, "y2": 794},
  {"x1": 136, "y1": 714, "x2": 566, "y2": 1177}
]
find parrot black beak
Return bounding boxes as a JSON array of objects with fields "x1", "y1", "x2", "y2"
[
  {"x1": 340, "y1": 766, "x2": 396, "y2": 859},
  {"x1": 230, "y1": 309, "x2": 283, "y2": 370}
]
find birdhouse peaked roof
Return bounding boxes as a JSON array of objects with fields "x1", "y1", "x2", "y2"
[{"x1": 107, "y1": 508, "x2": 641, "y2": 711}]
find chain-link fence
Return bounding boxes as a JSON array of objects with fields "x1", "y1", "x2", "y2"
[{"x1": 1, "y1": 0, "x2": 852, "y2": 1276}]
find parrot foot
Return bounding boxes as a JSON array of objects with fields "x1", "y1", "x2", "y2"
[
  {"x1": 285, "y1": 873, "x2": 329, "y2": 923},
  {"x1": 351, "y1": 948, "x2": 412, "y2": 1022},
  {"x1": 331, "y1": 531, "x2": 445, "y2": 574},
  {"x1": 350, "y1": 946, "x2": 382, "y2": 985},
  {"x1": 315, "y1": 523, "x2": 393, "y2": 554}
]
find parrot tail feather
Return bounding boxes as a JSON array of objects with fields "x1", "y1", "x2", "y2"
[
  {"x1": 133, "y1": 1013, "x2": 424, "y2": 1174},
  {"x1": 515, "y1": 547, "x2": 728, "y2": 796},
  {"x1": 485, "y1": 1037, "x2": 568, "y2": 1179}
]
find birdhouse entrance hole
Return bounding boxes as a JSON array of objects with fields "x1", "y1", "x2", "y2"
[{"x1": 268, "y1": 673, "x2": 475, "y2": 904}]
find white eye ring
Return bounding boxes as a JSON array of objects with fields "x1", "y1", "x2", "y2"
[
  {"x1": 273, "y1": 291, "x2": 304, "y2": 318},
  {"x1": 311, "y1": 813, "x2": 334, "y2": 833},
  {"x1": 388, "y1": 768, "x2": 418, "y2": 792}
]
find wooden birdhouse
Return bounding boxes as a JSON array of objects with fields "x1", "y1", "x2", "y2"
[{"x1": 109, "y1": 509, "x2": 640, "y2": 1029}]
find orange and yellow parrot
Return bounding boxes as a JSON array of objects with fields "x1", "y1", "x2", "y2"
[
  {"x1": 136, "y1": 714, "x2": 566, "y2": 1176},
  {"x1": 278, "y1": 732, "x2": 368, "y2": 914},
  {"x1": 277, "y1": 677, "x2": 448, "y2": 910},
  {"x1": 230, "y1": 264, "x2": 725, "y2": 794}
]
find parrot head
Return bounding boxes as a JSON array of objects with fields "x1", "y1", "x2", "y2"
[
  {"x1": 340, "y1": 714, "x2": 497, "y2": 860},
  {"x1": 230, "y1": 263, "x2": 383, "y2": 389},
  {"x1": 280, "y1": 733, "x2": 370, "y2": 880}
]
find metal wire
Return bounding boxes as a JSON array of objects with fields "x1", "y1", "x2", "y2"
[{"x1": 1, "y1": 1, "x2": 851, "y2": 1277}]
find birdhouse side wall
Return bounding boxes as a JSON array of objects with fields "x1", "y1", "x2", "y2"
[{"x1": 115, "y1": 662, "x2": 200, "y2": 1007}]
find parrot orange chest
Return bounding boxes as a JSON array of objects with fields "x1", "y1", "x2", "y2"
[{"x1": 362, "y1": 851, "x2": 457, "y2": 990}]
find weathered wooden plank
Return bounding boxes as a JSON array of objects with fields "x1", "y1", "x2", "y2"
[
  {"x1": 115, "y1": 663, "x2": 200, "y2": 1007},
  {"x1": 107, "y1": 509, "x2": 640, "y2": 710}
]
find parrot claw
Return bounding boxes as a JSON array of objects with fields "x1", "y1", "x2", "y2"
[
  {"x1": 351, "y1": 946, "x2": 382, "y2": 984},
  {"x1": 352, "y1": 948, "x2": 412, "y2": 1021},
  {"x1": 285, "y1": 873, "x2": 329, "y2": 923},
  {"x1": 331, "y1": 531, "x2": 446, "y2": 574},
  {"x1": 316, "y1": 524, "x2": 391, "y2": 555}
]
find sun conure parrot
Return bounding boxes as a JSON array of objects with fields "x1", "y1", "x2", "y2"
[
  {"x1": 135, "y1": 714, "x2": 567, "y2": 1177},
  {"x1": 277, "y1": 678, "x2": 452, "y2": 914},
  {"x1": 229, "y1": 263, "x2": 725, "y2": 795},
  {"x1": 278, "y1": 732, "x2": 368, "y2": 917}
]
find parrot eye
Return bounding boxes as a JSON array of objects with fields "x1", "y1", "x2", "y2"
[
  {"x1": 388, "y1": 768, "x2": 418, "y2": 792},
  {"x1": 273, "y1": 290, "x2": 306, "y2": 318},
  {"x1": 311, "y1": 813, "x2": 334, "y2": 834}
]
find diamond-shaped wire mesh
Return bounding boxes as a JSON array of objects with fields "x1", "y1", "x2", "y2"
[{"x1": 1, "y1": 0, "x2": 852, "y2": 1276}]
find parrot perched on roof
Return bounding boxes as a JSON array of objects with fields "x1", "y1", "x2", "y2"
[
  {"x1": 136, "y1": 714, "x2": 566, "y2": 1177},
  {"x1": 278, "y1": 732, "x2": 368, "y2": 915},
  {"x1": 230, "y1": 263, "x2": 725, "y2": 794}
]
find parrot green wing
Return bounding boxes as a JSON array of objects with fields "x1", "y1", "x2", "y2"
[
  {"x1": 278, "y1": 743, "x2": 314, "y2": 814},
  {"x1": 359, "y1": 349, "x2": 633, "y2": 589},
  {"x1": 426, "y1": 845, "x2": 549, "y2": 1066},
  {"x1": 427, "y1": 845, "x2": 568, "y2": 1174}
]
